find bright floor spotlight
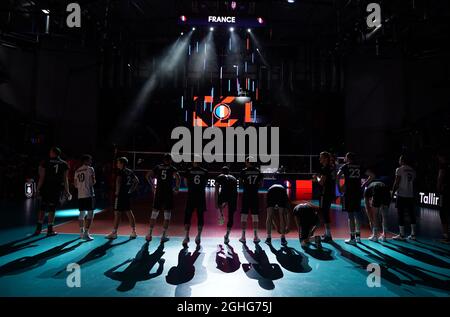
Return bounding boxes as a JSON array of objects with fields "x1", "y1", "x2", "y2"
[
  {"x1": 210, "y1": 27, "x2": 214, "y2": 31},
  {"x1": 229, "y1": 27, "x2": 234, "y2": 32}
]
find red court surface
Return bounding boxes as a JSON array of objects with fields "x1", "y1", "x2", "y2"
[{"x1": 55, "y1": 190, "x2": 373, "y2": 238}]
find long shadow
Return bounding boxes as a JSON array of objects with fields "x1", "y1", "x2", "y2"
[
  {"x1": 104, "y1": 242, "x2": 165, "y2": 292},
  {"x1": 328, "y1": 241, "x2": 414, "y2": 296},
  {"x1": 267, "y1": 244, "x2": 311, "y2": 273},
  {"x1": 0, "y1": 238, "x2": 84, "y2": 277},
  {"x1": 216, "y1": 244, "x2": 241, "y2": 273},
  {"x1": 0, "y1": 235, "x2": 49, "y2": 257},
  {"x1": 409, "y1": 240, "x2": 450, "y2": 257},
  {"x1": 174, "y1": 248, "x2": 207, "y2": 297},
  {"x1": 358, "y1": 242, "x2": 450, "y2": 293},
  {"x1": 166, "y1": 246, "x2": 201, "y2": 285},
  {"x1": 302, "y1": 244, "x2": 334, "y2": 261},
  {"x1": 380, "y1": 241, "x2": 450, "y2": 269},
  {"x1": 242, "y1": 243, "x2": 283, "y2": 290},
  {"x1": 51, "y1": 238, "x2": 132, "y2": 278}
]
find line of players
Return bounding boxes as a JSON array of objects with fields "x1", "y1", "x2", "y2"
[{"x1": 34, "y1": 147, "x2": 450, "y2": 246}]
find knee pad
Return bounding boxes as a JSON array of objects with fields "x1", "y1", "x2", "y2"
[
  {"x1": 252, "y1": 214, "x2": 259, "y2": 222},
  {"x1": 151, "y1": 210, "x2": 160, "y2": 220},
  {"x1": 78, "y1": 210, "x2": 86, "y2": 220},
  {"x1": 86, "y1": 210, "x2": 94, "y2": 220},
  {"x1": 240, "y1": 214, "x2": 248, "y2": 222},
  {"x1": 164, "y1": 211, "x2": 172, "y2": 220}
]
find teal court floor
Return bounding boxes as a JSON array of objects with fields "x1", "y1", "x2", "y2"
[{"x1": 0, "y1": 229, "x2": 449, "y2": 297}]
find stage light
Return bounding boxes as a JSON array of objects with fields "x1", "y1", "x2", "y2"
[
  {"x1": 231, "y1": 1, "x2": 237, "y2": 10},
  {"x1": 247, "y1": 28, "x2": 251, "y2": 33},
  {"x1": 229, "y1": 27, "x2": 234, "y2": 32},
  {"x1": 210, "y1": 27, "x2": 214, "y2": 31},
  {"x1": 192, "y1": 27, "x2": 196, "y2": 31},
  {"x1": 42, "y1": 9, "x2": 50, "y2": 14},
  {"x1": 180, "y1": 32, "x2": 184, "y2": 35},
  {"x1": 287, "y1": 0, "x2": 296, "y2": 3},
  {"x1": 257, "y1": 17, "x2": 264, "y2": 24},
  {"x1": 180, "y1": 15, "x2": 187, "y2": 22}
]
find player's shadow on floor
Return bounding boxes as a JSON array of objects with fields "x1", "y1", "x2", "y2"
[
  {"x1": 104, "y1": 242, "x2": 165, "y2": 292},
  {"x1": 242, "y1": 243, "x2": 283, "y2": 290},
  {"x1": 49, "y1": 238, "x2": 132, "y2": 278},
  {"x1": 380, "y1": 240, "x2": 450, "y2": 269},
  {"x1": 357, "y1": 242, "x2": 450, "y2": 293},
  {"x1": 0, "y1": 235, "x2": 49, "y2": 257},
  {"x1": 0, "y1": 238, "x2": 84, "y2": 277},
  {"x1": 166, "y1": 246, "x2": 202, "y2": 286},
  {"x1": 301, "y1": 243, "x2": 334, "y2": 261},
  {"x1": 408, "y1": 240, "x2": 450, "y2": 257},
  {"x1": 216, "y1": 244, "x2": 241, "y2": 273},
  {"x1": 267, "y1": 244, "x2": 312, "y2": 273}
]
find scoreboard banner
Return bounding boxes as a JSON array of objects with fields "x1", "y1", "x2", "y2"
[{"x1": 179, "y1": 15, "x2": 266, "y2": 27}]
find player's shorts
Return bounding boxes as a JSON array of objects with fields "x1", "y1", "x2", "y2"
[
  {"x1": 241, "y1": 191, "x2": 259, "y2": 214},
  {"x1": 267, "y1": 192, "x2": 289, "y2": 208},
  {"x1": 40, "y1": 187, "x2": 62, "y2": 212},
  {"x1": 153, "y1": 188, "x2": 174, "y2": 210},
  {"x1": 78, "y1": 197, "x2": 95, "y2": 211},
  {"x1": 114, "y1": 194, "x2": 131, "y2": 212},
  {"x1": 342, "y1": 192, "x2": 361, "y2": 213},
  {"x1": 396, "y1": 196, "x2": 415, "y2": 210},
  {"x1": 293, "y1": 206, "x2": 320, "y2": 240},
  {"x1": 370, "y1": 187, "x2": 391, "y2": 208},
  {"x1": 440, "y1": 194, "x2": 450, "y2": 224},
  {"x1": 186, "y1": 193, "x2": 206, "y2": 212},
  {"x1": 218, "y1": 193, "x2": 237, "y2": 211}
]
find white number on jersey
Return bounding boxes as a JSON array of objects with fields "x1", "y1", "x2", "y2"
[{"x1": 194, "y1": 175, "x2": 201, "y2": 185}]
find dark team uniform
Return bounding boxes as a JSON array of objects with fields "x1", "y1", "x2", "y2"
[
  {"x1": 319, "y1": 165, "x2": 335, "y2": 223},
  {"x1": 216, "y1": 173, "x2": 238, "y2": 228},
  {"x1": 184, "y1": 166, "x2": 208, "y2": 226},
  {"x1": 364, "y1": 181, "x2": 391, "y2": 208},
  {"x1": 293, "y1": 204, "x2": 320, "y2": 241},
  {"x1": 267, "y1": 184, "x2": 289, "y2": 208},
  {"x1": 114, "y1": 168, "x2": 136, "y2": 212},
  {"x1": 153, "y1": 164, "x2": 178, "y2": 210},
  {"x1": 240, "y1": 166, "x2": 262, "y2": 215},
  {"x1": 339, "y1": 163, "x2": 362, "y2": 212},
  {"x1": 40, "y1": 158, "x2": 69, "y2": 212}
]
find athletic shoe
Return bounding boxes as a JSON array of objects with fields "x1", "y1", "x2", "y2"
[
  {"x1": 392, "y1": 234, "x2": 406, "y2": 241},
  {"x1": 355, "y1": 236, "x2": 362, "y2": 243},
  {"x1": 345, "y1": 238, "x2": 357, "y2": 246},
  {"x1": 83, "y1": 232, "x2": 94, "y2": 241},
  {"x1": 265, "y1": 237, "x2": 272, "y2": 244},
  {"x1": 46, "y1": 230, "x2": 58, "y2": 237},
  {"x1": 145, "y1": 234, "x2": 152, "y2": 242},
  {"x1": 195, "y1": 235, "x2": 201, "y2": 245},
  {"x1": 407, "y1": 234, "x2": 416, "y2": 241},
  {"x1": 182, "y1": 237, "x2": 189, "y2": 246},
  {"x1": 129, "y1": 231, "x2": 137, "y2": 239},
  {"x1": 380, "y1": 234, "x2": 387, "y2": 242},
  {"x1": 281, "y1": 237, "x2": 288, "y2": 246},
  {"x1": 368, "y1": 234, "x2": 378, "y2": 242},
  {"x1": 160, "y1": 236, "x2": 170, "y2": 243},
  {"x1": 106, "y1": 232, "x2": 117, "y2": 240},
  {"x1": 321, "y1": 235, "x2": 333, "y2": 243},
  {"x1": 239, "y1": 237, "x2": 246, "y2": 244},
  {"x1": 80, "y1": 231, "x2": 84, "y2": 239},
  {"x1": 314, "y1": 236, "x2": 322, "y2": 249},
  {"x1": 224, "y1": 235, "x2": 230, "y2": 244},
  {"x1": 218, "y1": 215, "x2": 224, "y2": 226},
  {"x1": 253, "y1": 236, "x2": 261, "y2": 244}
]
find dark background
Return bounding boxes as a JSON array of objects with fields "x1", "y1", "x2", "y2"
[{"x1": 1, "y1": 0, "x2": 449, "y2": 196}]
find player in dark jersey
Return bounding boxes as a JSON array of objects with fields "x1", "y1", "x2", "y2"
[
  {"x1": 265, "y1": 183, "x2": 290, "y2": 246},
  {"x1": 337, "y1": 152, "x2": 362, "y2": 245},
  {"x1": 437, "y1": 152, "x2": 450, "y2": 243},
  {"x1": 145, "y1": 154, "x2": 180, "y2": 243},
  {"x1": 292, "y1": 202, "x2": 321, "y2": 248},
  {"x1": 182, "y1": 158, "x2": 208, "y2": 246},
  {"x1": 106, "y1": 157, "x2": 139, "y2": 240},
  {"x1": 34, "y1": 147, "x2": 70, "y2": 236},
  {"x1": 312, "y1": 151, "x2": 335, "y2": 242},
  {"x1": 239, "y1": 157, "x2": 263, "y2": 244},
  {"x1": 215, "y1": 166, "x2": 238, "y2": 244},
  {"x1": 363, "y1": 168, "x2": 390, "y2": 242}
]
